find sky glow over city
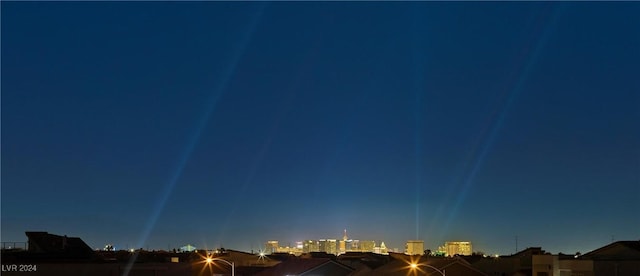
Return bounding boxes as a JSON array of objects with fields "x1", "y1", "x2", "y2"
[{"x1": 2, "y1": 2, "x2": 639, "y2": 256}]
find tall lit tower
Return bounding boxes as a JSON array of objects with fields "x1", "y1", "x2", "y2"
[
  {"x1": 405, "y1": 240, "x2": 424, "y2": 255},
  {"x1": 339, "y1": 229, "x2": 348, "y2": 254},
  {"x1": 265, "y1": 241, "x2": 279, "y2": 254}
]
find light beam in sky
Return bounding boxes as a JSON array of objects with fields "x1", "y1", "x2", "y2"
[
  {"x1": 411, "y1": 3, "x2": 428, "y2": 242},
  {"x1": 440, "y1": 6, "x2": 560, "y2": 234},
  {"x1": 123, "y1": 4, "x2": 267, "y2": 276}
]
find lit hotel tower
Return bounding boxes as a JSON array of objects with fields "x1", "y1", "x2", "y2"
[{"x1": 339, "y1": 229, "x2": 348, "y2": 254}]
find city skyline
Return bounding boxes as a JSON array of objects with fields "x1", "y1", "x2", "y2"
[
  {"x1": 2, "y1": 2, "x2": 639, "y2": 257},
  {"x1": 0, "y1": 228, "x2": 628, "y2": 257}
]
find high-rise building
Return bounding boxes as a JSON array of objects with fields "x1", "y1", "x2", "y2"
[
  {"x1": 265, "y1": 241, "x2": 279, "y2": 254},
  {"x1": 339, "y1": 229, "x2": 349, "y2": 254},
  {"x1": 275, "y1": 244, "x2": 303, "y2": 256},
  {"x1": 444, "y1": 241, "x2": 472, "y2": 256},
  {"x1": 303, "y1": 240, "x2": 319, "y2": 253},
  {"x1": 374, "y1": 241, "x2": 388, "y2": 254},
  {"x1": 350, "y1": 240, "x2": 360, "y2": 251},
  {"x1": 319, "y1": 239, "x2": 337, "y2": 255},
  {"x1": 359, "y1": 240, "x2": 376, "y2": 252},
  {"x1": 405, "y1": 240, "x2": 424, "y2": 255}
]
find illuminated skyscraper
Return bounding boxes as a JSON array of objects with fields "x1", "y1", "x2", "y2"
[
  {"x1": 318, "y1": 239, "x2": 337, "y2": 255},
  {"x1": 350, "y1": 240, "x2": 360, "y2": 251},
  {"x1": 444, "y1": 241, "x2": 472, "y2": 256},
  {"x1": 374, "y1": 241, "x2": 388, "y2": 254},
  {"x1": 359, "y1": 240, "x2": 375, "y2": 252},
  {"x1": 303, "y1": 240, "x2": 319, "y2": 253},
  {"x1": 339, "y1": 229, "x2": 348, "y2": 254},
  {"x1": 405, "y1": 240, "x2": 424, "y2": 255},
  {"x1": 265, "y1": 241, "x2": 278, "y2": 254}
]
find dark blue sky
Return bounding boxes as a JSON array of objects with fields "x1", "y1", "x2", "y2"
[{"x1": 2, "y1": 2, "x2": 639, "y2": 255}]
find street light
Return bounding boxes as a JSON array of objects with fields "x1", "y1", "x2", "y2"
[
  {"x1": 205, "y1": 256, "x2": 235, "y2": 276},
  {"x1": 409, "y1": 262, "x2": 445, "y2": 276}
]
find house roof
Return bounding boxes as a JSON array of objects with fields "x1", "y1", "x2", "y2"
[
  {"x1": 581, "y1": 240, "x2": 640, "y2": 260},
  {"x1": 26, "y1": 231, "x2": 94, "y2": 256},
  {"x1": 369, "y1": 254, "x2": 487, "y2": 276},
  {"x1": 337, "y1": 251, "x2": 391, "y2": 270},
  {"x1": 254, "y1": 258, "x2": 330, "y2": 276},
  {"x1": 301, "y1": 251, "x2": 337, "y2": 260},
  {"x1": 254, "y1": 257, "x2": 353, "y2": 276},
  {"x1": 510, "y1": 247, "x2": 545, "y2": 257}
]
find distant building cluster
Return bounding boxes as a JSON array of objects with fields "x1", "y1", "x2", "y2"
[
  {"x1": 265, "y1": 229, "x2": 388, "y2": 256},
  {"x1": 403, "y1": 240, "x2": 473, "y2": 257},
  {"x1": 266, "y1": 231, "x2": 475, "y2": 258},
  {"x1": 439, "y1": 241, "x2": 473, "y2": 256}
]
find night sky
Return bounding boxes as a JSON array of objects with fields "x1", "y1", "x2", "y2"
[{"x1": 2, "y1": 2, "x2": 639, "y2": 255}]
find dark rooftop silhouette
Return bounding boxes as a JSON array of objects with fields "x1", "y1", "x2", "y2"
[
  {"x1": 254, "y1": 257, "x2": 353, "y2": 276},
  {"x1": 20, "y1": 231, "x2": 97, "y2": 261}
]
